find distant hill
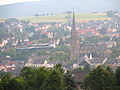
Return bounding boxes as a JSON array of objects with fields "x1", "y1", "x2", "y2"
[{"x1": 0, "y1": 0, "x2": 119, "y2": 17}]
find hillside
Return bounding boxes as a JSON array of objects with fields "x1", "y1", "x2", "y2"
[
  {"x1": 0, "y1": 13, "x2": 111, "y2": 23},
  {"x1": 0, "y1": 0, "x2": 119, "y2": 17}
]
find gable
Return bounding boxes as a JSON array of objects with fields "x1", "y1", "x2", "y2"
[{"x1": 79, "y1": 60, "x2": 90, "y2": 66}]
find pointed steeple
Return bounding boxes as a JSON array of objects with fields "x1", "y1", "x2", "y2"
[
  {"x1": 84, "y1": 54, "x2": 89, "y2": 59},
  {"x1": 90, "y1": 54, "x2": 93, "y2": 60},
  {"x1": 71, "y1": 10, "x2": 77, "y2": 41},
  {"x1": 72, "y1": 10, "x2": 76, "y2": 32},
  {"x1": 70, "y1": 10, "x2": 80, "y2": 61}
]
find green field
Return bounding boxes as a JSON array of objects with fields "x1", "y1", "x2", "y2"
[{"x1": 0, "y1": 13, "x2": 111, "y2": 23}]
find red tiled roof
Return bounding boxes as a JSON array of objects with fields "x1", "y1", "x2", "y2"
[
  {"x1": 107, "y1": 29, "x2": 113, "y2": 33},
  {"x1": 7, "y1": 61, "x2": 14, "y2": 65},
  {"x1": 77, "y1": 29, "x2": 96, "y2": 32},
  {"x1": 77, "y1": 29, "x2": 97, "y2": 35},
  {"x1": 25, "y1": 41, "x2": 33, "y2": 45},
  {"x1": 112, "y1": 33, "x2": 119, "y2": 37},
  {"x1": 0, "y1": 65, "x2": 7, "y2": 71},
  {"x1": 42, "y1": 32, "x2": 50, "y2": 35},
  {"x1": 0, "y1": 37, "x2": 14, "y2": 39},
  {"x1": 92, "y1": 32, "x2": 100, "y2": 36},
  {"x1": 80, "y1": 20, "x2": 88, "y2": 23}
]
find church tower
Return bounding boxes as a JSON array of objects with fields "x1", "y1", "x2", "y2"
[{"x1": 70, "y1": 11, "x2": 80, "y2": 60}]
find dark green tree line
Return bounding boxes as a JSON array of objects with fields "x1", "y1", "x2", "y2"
[{"x1": 0, "y1": 65, "x2": 77, "y2": 90}]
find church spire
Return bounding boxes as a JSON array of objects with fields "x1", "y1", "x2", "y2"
[
  {"x1": 70, "y1": 10, "x2": 80, "y2": 61},
  {"x1": 72, "y1": 10, "x2": 76, "y2": 32}
]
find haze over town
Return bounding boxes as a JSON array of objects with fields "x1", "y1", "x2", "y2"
[{"x1": 0, "y1": 0, "x2": 120, "y2": 90}]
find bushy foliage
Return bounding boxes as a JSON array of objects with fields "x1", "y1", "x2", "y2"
[
  {"x1": 83, "y1": 66, "x2": 117, "y2": 90},
  {"x1": 0, "y1": 65, "x2": 76, "y2": 90}
]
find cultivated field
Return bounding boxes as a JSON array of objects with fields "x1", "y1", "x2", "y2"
[{"x1": 0, "y1": 13, "x2": 111, "y2": 23}]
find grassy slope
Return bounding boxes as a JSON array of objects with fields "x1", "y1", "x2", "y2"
[{"x1": 0, "y1": 13, "x2": 111, "y2": 23}]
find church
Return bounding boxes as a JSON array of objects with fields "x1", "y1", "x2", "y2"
[{"x1": 70, "y1": 12, "x2": 110, "y2": 67}]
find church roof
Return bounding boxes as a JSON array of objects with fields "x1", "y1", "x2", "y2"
[
  {"x1": 89, "y1": 58, "x2": 104, "y2": 64},
  {"x1": 78, "y1": 55, "x2": 105, "y2": 66},
  {"x1": 104, "y1": 59, "x2": 116, "y2": 65},
  {"x1": 78, "y1": 56, "x2": 91, "y2": 66},
  {"x1": 79, "y1": 60, "x2": 91, "y2": 66}
]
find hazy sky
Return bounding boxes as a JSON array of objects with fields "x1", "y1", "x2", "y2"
[
  {"x1": 0, "y1": 0, "x2": 41, "y2": 5},
  {"x1": 0, "y1": 0, "x2": 119, "y2": 7}
]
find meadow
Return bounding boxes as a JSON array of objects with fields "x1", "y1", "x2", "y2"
[{"x1": 0, "y1": 13, "x2": 111, "y2": 23}]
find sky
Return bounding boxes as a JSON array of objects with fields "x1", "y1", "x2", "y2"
[
  {"x1": 0, "y1": 0, "x2": 120, "y2": 6},
  {"x1": 0, "y1": 0, "x2": 41, "y2": 5},
  {"x1": 0, "y1": 0, "x2": 119, "y2": 7}
]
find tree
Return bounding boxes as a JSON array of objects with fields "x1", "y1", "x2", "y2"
[
  {"x1": 115, "y1": 66, "x2": 120, "y2": 86},
  {"x1": 50, "y1": 51, "x2": 69, "y2": 61},
  {"x1": 83, "y1": 66, "x2": 115, "y2": 90},
  {"x1": 54, "y1": 64, "x2": 62, "y2": 69},
  {"x1": 0, "y1": 71, "x2": 10, "y2": 78},
  {"x1": 6, "y1": 77, "x2": 26, "y2": 90},
  {"x1": 32, "y1": 31, "x2": 41, "y2": 40},
  {"x1": 0, "y1": 73, "x2": 12, "y2": 90},
  {"x1": 106, "y1": 11, "x2": 115, "y2": 17},
  {"x1": 20, "y1": 67, "x2": 36, "y2": 89},
  {"x1": 41, "y1": 34, "x2": 48, "y2": 39},
  {"x1": 66, "y1": 10, "x2": 72, "y2": 15},
  {"x1": 108, "y1": 46, "x2": 120, "y2": 59},
  {"x1": 35, "y1": 14, "x2": 39, "y2": 18},
  {"x1": 7, "y1": 47, "x2": 17, "y2": 58},
  {"x1": 0, "y1": 65, "x2": 79, "y2": 90},
  {"x1": 34, "y1": 67, "x2": 49, "y2": 89},
  {"x1": 42, "y1": 69, "x2": 65, "y2": 90},
  {"x1": 64, "y1": 70, "x2": 77, "y2": 90},
  {"x1": 72, "y1": 67, "x2": 82, "y2": 72}
]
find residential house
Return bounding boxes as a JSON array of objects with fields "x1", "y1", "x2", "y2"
[{"x1": 0, "y1": 65, "x2": 7, "y2": 72}]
